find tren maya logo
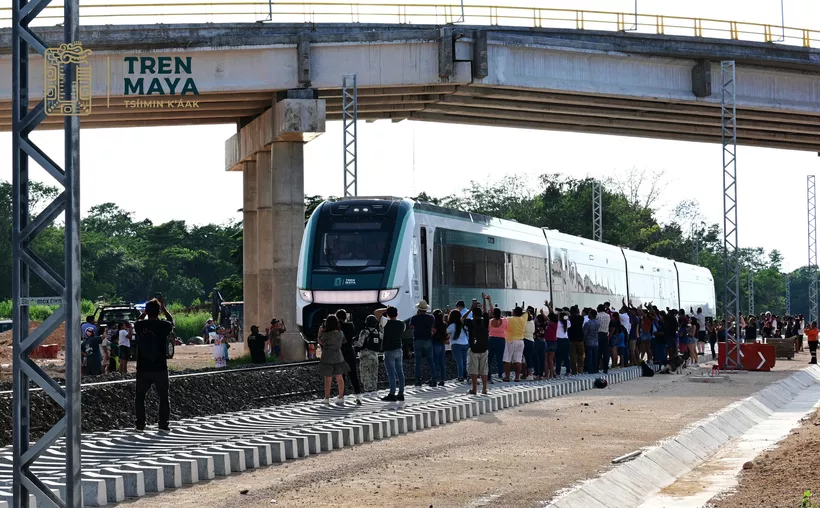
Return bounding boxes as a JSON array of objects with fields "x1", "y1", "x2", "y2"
[
  {"x1": 44, "y1": 42, "x2": 92, "y2": 116},
  {"x1": 44, "y1": 41, "x2": 201, "y2": 116}
]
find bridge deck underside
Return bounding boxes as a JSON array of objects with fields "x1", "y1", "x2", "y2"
[{"x1": 2, "y1": 84, "x2": 819, "y2": 152}]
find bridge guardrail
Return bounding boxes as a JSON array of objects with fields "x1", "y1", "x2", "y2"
[{"x1": 1, "y1": 2, "x2": 818, "y2": 49}]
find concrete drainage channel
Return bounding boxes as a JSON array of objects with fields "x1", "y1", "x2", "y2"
[
  {"x1": 545, "y1": 366, "x2": 820, "y2": 508},
  {"x1": 0, "y1": 366, "x2": 648, "y2": 507}
]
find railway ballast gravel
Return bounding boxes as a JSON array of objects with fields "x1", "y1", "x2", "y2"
[{"x1": 0, "y1": 355, "x2": 458, "y2": 447}]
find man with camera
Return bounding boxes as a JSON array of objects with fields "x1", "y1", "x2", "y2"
[{"x1": 134, "y1": 297, "x2": 175, "y2": 432}]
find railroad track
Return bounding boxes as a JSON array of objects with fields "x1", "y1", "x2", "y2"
[
  {"x1": 0, "y1": 359, "x2": 320, "y2": 397},
  {"x1": 0, "y1": 367, "x2": 650, "y2": 507}
]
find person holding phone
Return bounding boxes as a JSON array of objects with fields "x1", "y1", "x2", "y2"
[{"x1": 134, "y1": 298, "x2": 175, "y2": 431}]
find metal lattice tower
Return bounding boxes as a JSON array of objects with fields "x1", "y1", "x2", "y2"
[
  {"x1": 342, "y1": 74, "x2": 358, "y2": 197},
  {"x1": 748, "y1": 271, "x2": 755, "y2": 316},
  {"x1": 720, "y1": 60, "x2": 741, "y2": 370},
  {"x1": 12, "y1": 0, "x2": 82, "y2": 506},
  {"x1": 785, "y1": 272, "x2": 791, "y2": 316},
  {"x1": 809, "y1": 175, "x2": 818, "y2": 323},
  {"x1": 592, "y1": 179, "x2": 602, "y2": 242}
]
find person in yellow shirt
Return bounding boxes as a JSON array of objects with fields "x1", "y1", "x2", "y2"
[{"x1": 503, "y1": 306, "x2": 527, "y2": 382}]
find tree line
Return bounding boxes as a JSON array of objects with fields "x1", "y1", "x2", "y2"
[{"x1": 0, "y1": 173, "x2": 811, "y2": 318}]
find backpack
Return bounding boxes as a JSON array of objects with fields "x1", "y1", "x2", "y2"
[{"x1": 641, "y1": 361, "x2": 655, "y2": 377}]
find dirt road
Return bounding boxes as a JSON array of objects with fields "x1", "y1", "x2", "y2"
[{"x1": 126, "y1": 358, "x2": 809, "y2": 508}]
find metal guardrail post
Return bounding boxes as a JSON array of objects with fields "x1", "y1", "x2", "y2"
[
  {"x1": 720, "y1": 60, "x2": 741, "y2": 371},
  {"x1": 12, "y1": 0, "x2": 82, "y2": 505}
]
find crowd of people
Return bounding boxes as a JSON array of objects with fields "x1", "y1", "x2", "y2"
[
  {"x1": 80, "y1": 316, "x2": 144, "y2": 376},
  {"x1": 74, "y1": 292, "x2": 816, "y2": 429},
  {"x1": 308, "y1": 295, "x2": 818, "y2": 406}
]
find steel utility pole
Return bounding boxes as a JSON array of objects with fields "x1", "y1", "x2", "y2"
[
  {"x1": 721, "y1": 60, "x2": 741, "y2": 371},
  {"x1": 748, "y1": 271, "x2": 755, "y2": 316},
  {"x1": 691, "y1": 223, "x2": 699, "y2": 265},
  {"x1": 785, "y1": 272, "x2": 791, "y2": 315},
  {"x1": 809, "y1": 175, "x2": 818, "y2": 323},
  {"x1": 592, "y1": 179, "x2": 602, "y2": 242},
  {"x1": 12, "y1": 0, "x2": 83, "y2": 505},
  {"x1": 342, "y1": 74, "x2": 358, "y2": 197}
]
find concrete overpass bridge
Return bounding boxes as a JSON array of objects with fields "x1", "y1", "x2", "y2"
[{"x1": 3, "y1": 5, "x2": 820, "y2": 358}]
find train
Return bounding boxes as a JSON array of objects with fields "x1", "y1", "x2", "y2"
[{"x1": 296, "y1": 197, "x2": 716, "y2": 338}]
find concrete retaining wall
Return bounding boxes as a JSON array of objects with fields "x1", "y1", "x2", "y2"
[{"x1": 547, "y1": 366, "x2": 820, "y2": 508}]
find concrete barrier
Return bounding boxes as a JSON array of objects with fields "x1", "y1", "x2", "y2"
[{"x1": 547, "y1": 365, "x2": 820, "y2": 508}]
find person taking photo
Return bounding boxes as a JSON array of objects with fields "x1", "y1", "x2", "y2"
[{"x1": 134, "y1": 298, "x2": 175, "y2": 431}]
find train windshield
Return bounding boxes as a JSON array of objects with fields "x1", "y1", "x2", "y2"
[{"x1": 314, "y1": 220, "x2": 392, "y2": 272}]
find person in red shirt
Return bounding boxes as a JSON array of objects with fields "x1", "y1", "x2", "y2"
[{"x1": 806, "y1": 321, "x2": 819, "y2": 365}]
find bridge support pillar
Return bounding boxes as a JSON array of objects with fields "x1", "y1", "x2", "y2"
[
  {"x1": 256, "y1": 149, "x2": 274, "y2": 350},
  {"x1": 271, "y1": 141, "x2": 307, "y2": 363},
  {"x1": 242, "y1": 160, "x2": 259, "y2": 351},
  {"x1": 227, "y1": 91, "x2": 326, "y2": 362}
]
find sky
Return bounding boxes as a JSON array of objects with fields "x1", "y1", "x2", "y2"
[{"x1": 1, "y1": 0, "x2": 819, "y2": 272}]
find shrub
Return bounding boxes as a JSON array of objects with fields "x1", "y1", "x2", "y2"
[
  {"x1": 0, "y1": 299, "x2": 96, "y2": 321},
  {"x1": 173, "y1": 311, "x2": 212, "y2": 341}
]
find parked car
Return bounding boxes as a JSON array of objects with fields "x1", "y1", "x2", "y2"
[{"x1": 93, "y1": 303, "x2": 175, "y2": 360}]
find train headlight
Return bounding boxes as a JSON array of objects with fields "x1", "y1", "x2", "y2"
[
  {"x1": 299, "y1": 290, "x2": 313, "y2": 303},
  {"x1": 379, "y1": 288, "x2": 399, "y2": 302}
]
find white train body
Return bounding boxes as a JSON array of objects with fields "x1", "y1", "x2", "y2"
[{"x1": 296, "y1": 197, "x2": 715, "y2": 337}]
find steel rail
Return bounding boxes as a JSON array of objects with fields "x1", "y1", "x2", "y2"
[
  {"x1": 0, "y1": 359, "x2": 321, "y2": 397},
  {"x1": 0, "y1": 3, "x2": 817, "y2": 48}
]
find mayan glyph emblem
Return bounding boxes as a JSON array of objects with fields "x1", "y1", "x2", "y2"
[{"x1": 44, "y1": 42, "x2": 92, "y2": 116}]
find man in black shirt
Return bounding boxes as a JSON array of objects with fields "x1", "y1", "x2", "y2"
[
  {"x1": 466, "y1": 302, "x2": 490, "y2": 394},
  {"x1": 248, "y1": 325, "x2": 268, "y2": 364},
  {"x1": 567, "y1": 306, "x2": 585, "y2": 375},
  {"x1": 134, "y1": 298, "x2": 175, "y2": 431}
]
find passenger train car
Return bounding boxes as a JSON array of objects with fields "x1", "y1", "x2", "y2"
[{"x1": 296, "y1": 197, "x2": 715, "y2": 338}]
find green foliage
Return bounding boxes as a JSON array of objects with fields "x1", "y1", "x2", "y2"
[
  {"x1": 802, "y1": 490, "x2": 818, "y2": 508},
  {"x1": 0, "y1": 299, "x2": 96, "y2": 321},
  {"x1": 215, "y1": 274, "x2": 243, "y2": 302},
  {"x1": 173, "y1": 311, "x2": 212, "y2": 340}
]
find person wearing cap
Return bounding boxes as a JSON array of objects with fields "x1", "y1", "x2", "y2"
[
  {"x1": 410, "y1": 299, "x2": 437, "y2": 387},
  {"x1": 247, "y1": 325, "x2": 268, "y2": 364}
]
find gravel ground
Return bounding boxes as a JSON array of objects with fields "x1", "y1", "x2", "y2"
[
  {"x1": 124, "y1": 360, "x2": 807, "y2": 508},
  {"x1": 0, "y1": 353, "x2": 458, "y2": 447},
  {"x1": 707, "y1": 400, "x2": 820, "y2": 508}
]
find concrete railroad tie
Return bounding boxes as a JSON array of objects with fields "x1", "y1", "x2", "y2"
[{"x1": 0, "y1": 367, "x2": 648, "y2": 507}]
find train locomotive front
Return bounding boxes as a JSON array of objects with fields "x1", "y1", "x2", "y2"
[{"x1": 296, "y1": 198, "x2": 416, "y2": 338}]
